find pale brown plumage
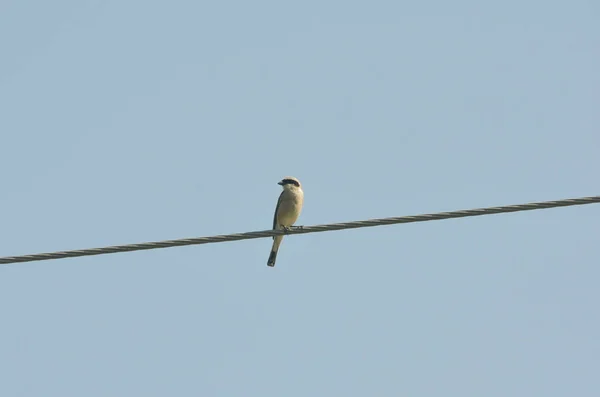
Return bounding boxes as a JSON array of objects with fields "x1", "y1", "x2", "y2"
[{"x1": 267, "y1": 176, "x2": 304, "y2": 267}]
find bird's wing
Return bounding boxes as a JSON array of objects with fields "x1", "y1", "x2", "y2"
[{"x1": 272, "y1": 191, "x2": 284, "y2": 231}]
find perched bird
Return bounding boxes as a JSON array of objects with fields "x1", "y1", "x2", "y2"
[{"x1": 267, "y1": 176, "x2": 304, "y2": 267}]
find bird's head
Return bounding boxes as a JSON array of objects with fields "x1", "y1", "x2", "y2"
[{"x1": 278, "y1": 176, "x2": 302, "y2": 190}]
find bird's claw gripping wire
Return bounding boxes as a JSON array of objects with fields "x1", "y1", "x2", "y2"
[{"x1": 282, "y1": 225, "x2": 303, "y2": 234}]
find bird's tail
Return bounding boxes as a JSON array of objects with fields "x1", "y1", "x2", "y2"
[
  {"x1": 267, "y1": 250, "x2": 277, "y2": 267},
  {"x1": 267, "y1": 236, "x2": 283, "y2": 267}
]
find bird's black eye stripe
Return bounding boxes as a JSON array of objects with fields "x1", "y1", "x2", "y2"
[{"x1": 282, "y1": 179, "x2": 300, "y2": 187}]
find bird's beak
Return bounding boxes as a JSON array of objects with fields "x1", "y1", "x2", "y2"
[{"x1": 277, "y1": 181, "x2": 284, "y2": 185}]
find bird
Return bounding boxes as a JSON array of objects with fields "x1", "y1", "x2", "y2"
[{"x1": 267, "y1": 176, "x2": 304, "y2": 267}]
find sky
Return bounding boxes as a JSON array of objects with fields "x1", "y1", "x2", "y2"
[{"x1": 1, "y1": 0, "x2": 599, "y2": 396}]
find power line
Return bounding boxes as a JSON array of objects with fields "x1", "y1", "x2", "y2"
[{"x1": 1, "y1": 195, "x2": 598, "y2": 265}]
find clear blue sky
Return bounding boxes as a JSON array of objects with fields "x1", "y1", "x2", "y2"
[{"x1": 1, "y1": 1, "x2": 598, "y2": 396}]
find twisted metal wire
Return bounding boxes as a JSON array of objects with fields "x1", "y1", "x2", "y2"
[{"x1": 1, "y1": 195, "x2": 598, "y2": 265}]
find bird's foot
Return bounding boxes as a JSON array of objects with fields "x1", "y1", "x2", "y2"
[{"x1": 281, "y1": 225, "x2": 303, "y2": 234}]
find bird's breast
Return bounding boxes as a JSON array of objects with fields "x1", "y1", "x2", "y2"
[{"x1": 277, "y1": 191, "x2": 303, "y2": 226}]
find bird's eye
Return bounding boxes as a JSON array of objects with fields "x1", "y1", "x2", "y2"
[{"x1": 282, "y1": 179, "x2": 299, "y2": 187}]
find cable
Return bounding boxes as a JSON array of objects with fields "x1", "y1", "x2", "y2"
[{"x1": 1, "y1": 195, "x2": 598, "y2": 265}]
